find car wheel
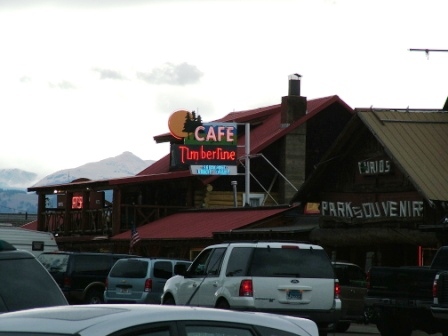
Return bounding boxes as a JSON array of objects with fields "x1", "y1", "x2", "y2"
[
  {"x1": 85, "y1": 289, "x2": 103, "y2": 304},
  {"x1": 162, "y1": 295, "x2": 175, "y2": 305},
  {"x1": 335, "y1": 321, "x2": 350, "y2": 332},
  {"x1": 215, "y1": 299, "x2": 230, "y2": 309}
]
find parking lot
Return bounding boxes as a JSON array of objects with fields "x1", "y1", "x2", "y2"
[{"x1": 331, "y1": 323, "x2": 444, "y2": 336}]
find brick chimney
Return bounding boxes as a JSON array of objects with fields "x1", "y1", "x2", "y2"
[
  {"x1": 281, "y1": 74, "x2": 307, "y2": 126},
  {"x1": 279, "y1": 74, "x2": 307, "y2": 204}
]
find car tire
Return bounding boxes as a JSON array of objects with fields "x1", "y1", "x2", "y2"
[
  {"x1": 215, "y1": 299, "x2": 230, "y2": 309},
  {"x1": 84, "y1": 289, "x2": 104, "y2": 304},
  {"x1": 162, "y1": 296, "x2": 175, "y2": 305}
]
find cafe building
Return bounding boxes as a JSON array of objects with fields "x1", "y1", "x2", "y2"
[{"x1": 26, "y1": 75, "x2": 355, "y2": 258}]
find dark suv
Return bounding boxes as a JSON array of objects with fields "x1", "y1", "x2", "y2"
[
  {"x1": 38, "y1": 251, "x2": 137, "y2": 304},
  {"x1": 0, "y1": 240, "x2": 68, "y2": 313}
]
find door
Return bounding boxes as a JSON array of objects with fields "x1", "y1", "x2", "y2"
[{"x1": 177, "y1": 247, "x2": 226, "y2": 306}]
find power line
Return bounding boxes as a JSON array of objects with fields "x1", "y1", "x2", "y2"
[{"x1": 409, "y1": 48, "x2": 448, "y2": 59}]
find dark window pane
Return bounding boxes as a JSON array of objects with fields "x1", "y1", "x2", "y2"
[
  {"x1": 186, "y1": 325, "x2": 253, "y2": 336},
  {"x1": 250, "y1": 247, "x2": 334, "y2": 278},
  {"x1": 154, "y1": 261, "x2": 172, "y2": 279},
  {"x1": 226, "y1": 247, "x2": 253, "y2": 276}
]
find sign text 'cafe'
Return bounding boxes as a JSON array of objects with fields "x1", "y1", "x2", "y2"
[{"x1": 168, "y1": 110, "x2": 238, "y2": 174}]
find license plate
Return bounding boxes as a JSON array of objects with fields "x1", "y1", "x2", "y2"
[
  {"x1": 287, "y1": 289, "x2": 302, "y2": 300},
  {"x1": 119, "y1": 288, "x2": 130, "y2": 294}
]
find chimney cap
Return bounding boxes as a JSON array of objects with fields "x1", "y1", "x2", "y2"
[{"x1": 289, "y1": 73, "x2": 301, "y2": 80}]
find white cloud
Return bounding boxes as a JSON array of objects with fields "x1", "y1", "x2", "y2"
[{"x1": 0, "y1": 0, "x2": 447, "y2": 176}]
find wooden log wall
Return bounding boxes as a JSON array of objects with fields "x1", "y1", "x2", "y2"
[{"x1": 194, "y1": 185, "x2": 278, "y2": 208}]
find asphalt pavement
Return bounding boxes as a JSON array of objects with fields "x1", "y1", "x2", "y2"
[{"x1": 328, "y1": 323, "x2": 444, "y2": 336}]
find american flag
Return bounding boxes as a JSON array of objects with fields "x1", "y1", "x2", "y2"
[{"x1": 129, "y1": 226, "x2": 141, "y2": 254}]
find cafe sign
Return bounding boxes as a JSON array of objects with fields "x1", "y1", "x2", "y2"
[{"x1": 168, "y1": 110, "x2": 238, "y2": 174}]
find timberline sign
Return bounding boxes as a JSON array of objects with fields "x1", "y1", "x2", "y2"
[
  {"x1": 173, "y1": 144, "x2": 236, "y2": 165},
  {"x1": 168, "y1": 110, "x2": 238, "y2": 174}
]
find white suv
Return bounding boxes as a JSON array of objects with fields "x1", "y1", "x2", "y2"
[{"x1": 162, "y1": 241, "x2": 341, "y2": 336}]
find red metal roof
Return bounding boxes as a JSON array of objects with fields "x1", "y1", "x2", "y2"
[
  {"x1": 29, "y1": 95, "x2": 353, "y2": 189},
  {"x1": 21, "y1": 220, "x2": 37, "y2": 230},
  {"x1": 114, "y1": 95, "x2": 353, "y2": 184},
  {"x1": 112, "y1": 206, "x2": 293, "y2": 240}
]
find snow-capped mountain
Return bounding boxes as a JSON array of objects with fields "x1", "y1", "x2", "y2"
[
  {"x1": 0, "y1": 169, "x2": 38, "y2": 189},
  {"x1": 0, "y1": 152, "x2": 155, "y2": 214},
  {"x1": 32, "y1": 151, "x2": 154, "y2": 187}
]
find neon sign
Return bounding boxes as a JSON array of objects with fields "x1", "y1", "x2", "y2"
[
  {"x1": 184, "y1": 123, "x2": 237, "y2": 145},
  {"x1": 168, "y1": 110, "x2": 238, "y2": 172}
]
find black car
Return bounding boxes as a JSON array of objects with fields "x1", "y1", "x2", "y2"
[
  {"x1": 38, "y1": 251, "x2": 137, "y2": 304},
  {"x1": 0, "y1": 240, "x2": 68, "y2": 313}
]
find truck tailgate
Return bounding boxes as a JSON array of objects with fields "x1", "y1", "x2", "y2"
[{"x1": 367, "y1": 266, "x2": 438, "y2": 301}]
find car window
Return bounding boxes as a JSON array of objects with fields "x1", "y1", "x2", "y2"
[
  {"x1": 74, "y1": 255, "x2": 111, "y2": 274},
  {"x1": 110, "y1": 259, "x2": 149, "y2": 278},
  {"x1": 347, "y1": 265, "x2": 366, "y2": 287},
  {"x1": 128, "y1": 325, "x2": 172, "y2": 336},
  {"x1": 190, "y1": 249, "x2": 213, "y2": 276},
  {"x1": 38, "y1": 254, "x2": 69, "y2": 273},
  {"x1": 186, "y1": 325, "x2": 253, "y2": 336},
  {"x1": 153, "y1": 261, "x2": 173, "y2": 279},
  {"x1": 226, "y1": 247, "x2": 253, "y2": 276},
  {"x1": 334, "y1": 264, "x2": 366, "y2": 287},
  {"x1": 205, "y1": 248, "x2": 226, "y2": 276},
  {"x1": 249, "y1": 247, "x2": 334, "y2": 278}
]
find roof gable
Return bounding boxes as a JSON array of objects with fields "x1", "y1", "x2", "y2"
[
  {"x1": 136, "y1": 95, "x2": 353, "y2": 178},
  {"x1": 292, "y1": 109, "x2": 448, "y2": 203}
]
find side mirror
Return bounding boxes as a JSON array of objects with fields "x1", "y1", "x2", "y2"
[{"x1": 174, "y1": 264, "x2": 187, "y2": 276}]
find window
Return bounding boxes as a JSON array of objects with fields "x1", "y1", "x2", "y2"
[
  {"x1": 242, "y1": 193, "x2": 265, "y2": 207},
  {"x1": 75, "y1": 255, "x2": 110, "y2": 274},
  {"x1": 226, "y1": 247, "x2": 253, "y2": 276},
  {"x1": 206, "y1": 248, "x2": 226, "y2": 276},
  {"x1": 153, "y1": 261, "x2": 173, "y2": 279},
  {"x1": 186, "y1": 325, "x2": 252, "y2": 336},
  {"x1": 110, "y1": 259, "x2": 148, "y2": 278},
  {"x1": 189, "y1": 248, "x2": 226, "y2": 277},
  {"x1": 190, "y1": 249, "x2": 213, "y2": 276},
  {"x1": 250, "y1": 247, "x2": 334, "y2": 278}
]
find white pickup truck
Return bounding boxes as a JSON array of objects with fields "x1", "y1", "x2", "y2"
[{"x1": 161, "y1": 241, "x2": 341, "y2": 336}]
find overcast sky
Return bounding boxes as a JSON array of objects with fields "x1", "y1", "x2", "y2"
[{"x1": 1, "y1": 0, "x2": 446, "y2": 178}]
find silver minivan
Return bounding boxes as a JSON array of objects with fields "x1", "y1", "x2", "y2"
[{"x1": 104, "y1": 258, "x2": 191, "y2": 304}]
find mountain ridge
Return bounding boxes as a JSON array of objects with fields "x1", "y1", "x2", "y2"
[{"x1": 0, "y1": 151, "x2": 155, "y2": 214}]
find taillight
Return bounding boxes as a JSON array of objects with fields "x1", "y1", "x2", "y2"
[
  {"x1": 334, "y1": 279, "x2": 340, "y2": 298},
  {"x1": 239, "y1": 279, "x2": 253, "y2": 297},
  {"x1": 63, "y1": 276, "x2": 71, "y2": 288},
  {"x1": 433, "y1": 276, "x2": 439, "y2": 299},
  {"x1": 366, "y1": 271, "x2": 371, "y2": 290},
  {"x1": 144, "y1": 278, "x2": 153, "y2": 292}
]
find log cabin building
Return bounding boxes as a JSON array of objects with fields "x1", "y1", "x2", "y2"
[
  {"x1": 26, "y1": 75, "x2": 355, "y2": 259},
  {"x1": 290, "y1": 107, "x2": 448, "y2": 268},
  {"x1": 25, "y1": 76, "x2": 448, "y2": 270}
]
